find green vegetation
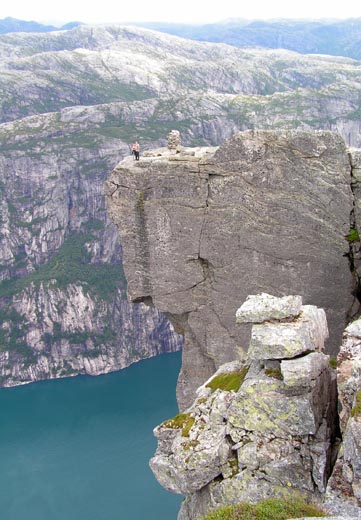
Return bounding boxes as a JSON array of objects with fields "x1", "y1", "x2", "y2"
[
  {"x1": 0, "y1": 307, "x2": 25, "y2": 324},
  {"x1": 345, "y1": 227, "x2": 360, "y2": 242},
  {"x1": 202, "y1": 496, "x2": 325, "y2": 520},
  {"x1": 206, "y1": 367, "x2": 248, "y2": 393},
  {"x1": 82, "y1": 218, "x2": 105, "y2": 232},
  {"x1": 9, "y1": 342, "x2": 36, "y2": 363},
  {"x1": 329, "y1": 357, "x2": 338, "y2": 369},
  {"x1": 0, "y1": 307, "x2": 35, "y2": 364},
  {"x1": 137, "y1": 191, "x2": 144, "y2": 209},
  {"x1": 182, "y1": 439, "x2": 199, "y2": 450},
  {"x1": 0, "y1": 233, "x2": 126, "y2": 301},
  {"x1": 228, "y1": 458, "x2": 239, "y2": 477},
  {"x1": 162, "y1": 413, "x2": 195, "y2": 437},
  {"x1": 351, "y1": 389, "x2": 361, "y2": 418},
  {"x1": 42, "y1": 326, "x2": 117, "y2": 348},
  {"x1": 265, "y1": 367, "x2": 283, "y2": 380}
]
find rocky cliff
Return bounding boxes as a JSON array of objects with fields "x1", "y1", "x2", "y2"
[
  {"x1": 4, "y1": 24, "x2": 361, "y2": 387},
  {"x1": 106, "y1": 129, "x2": 356, "y2": 409},
  {"x1": 150, "y1": 294, "x2": 341, "y2": 519},
  {"x1": 0, "y1": 108, "x2": 182, "y2": 387},
  {"x1": 326, "y1": 316, "x2": 361, "y2": 513}
]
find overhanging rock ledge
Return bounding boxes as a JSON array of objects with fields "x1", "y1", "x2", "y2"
[{"x1": 105, "y1": 129, "x2": 355, "y2": 409}]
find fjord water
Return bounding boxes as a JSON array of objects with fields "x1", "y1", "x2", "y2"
[{"x1": 0, "y1": 351, "x2": 182, "y2": 520}]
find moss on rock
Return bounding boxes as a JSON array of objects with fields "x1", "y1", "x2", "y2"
[
  {"x1": 202, "y1": 496, "x2": 325, "y2": 520},
  {"x1": 162, "y1": 412, "x2": 195, "y2": 437},
  {"x1": 351, "y1": 388, "x2": 361, "y2": 418},
  {"x1": 206, "y1": 367, "x2": 248, "y2": 393}
]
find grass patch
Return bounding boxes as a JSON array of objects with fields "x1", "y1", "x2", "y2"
[
  {"x1": 162, "y1": 413, "x2": 195, "y2": 437},
  {"x1": 206, "y1": 367, "x2": 248, "y2": 393},
  {"x1": 228, "y1": 458, "x2": 239, "y2": 477},
  {"x1": 202, "y1": 496, "x2": 325, "y2": 520},
  {"x1": 345, "y1": 227, "x2": 360, "y2": 242},
  {"x1": 351, "y1": 388, "x2": 361, "y2": 418},
  {"x1": 265, "y1": 367, "x2": 283, "y2": 380}
]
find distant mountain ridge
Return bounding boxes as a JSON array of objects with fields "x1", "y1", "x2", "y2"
[
  {"x1": 136, "y1": 18, "x2": 361, "y2": 60},
  {"x1": 3, "y1": 16, "x2": 361, "y2": 60},
  {"x1": 0, "y1": 17, "x2": 82, "y2": 34}
]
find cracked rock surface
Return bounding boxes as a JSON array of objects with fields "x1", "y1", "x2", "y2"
[
  {"x1": 106, "y1": 130, "x2": 354, "y2": 409},
  {"x1": 149, "y1": 295, "x2": 340, "y2": 520},
  {"x1": 326, "y1": 317, "x2": 361, "y2": 513}
]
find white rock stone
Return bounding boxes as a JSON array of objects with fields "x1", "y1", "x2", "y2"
[
  {"x1": 248, "y1": 305, "x2": 328, "y2": 360},
  {"x1": 281, "y1": 352, "x2": 329, "y2": 388},
  {"x1": 236, "y1": 293, "x2": 303, "y2": 323}
]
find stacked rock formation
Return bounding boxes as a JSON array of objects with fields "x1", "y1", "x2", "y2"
[
  {"x1": 150, "y1": 294, "x2": 340, "y2": 520},
  {"x1": 167, "y1": 129, "x2": 181, "y2": 150}
]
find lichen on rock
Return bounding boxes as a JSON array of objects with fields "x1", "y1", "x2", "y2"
[
  {"x1": 150, "y1": 294, "x2": 340, "y2": 520},
  {"x1": 326, "y1": 316, "x2": 361, "y2": 513}
]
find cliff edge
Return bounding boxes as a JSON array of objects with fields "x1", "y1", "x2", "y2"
[{"x1": 105, "y1": 130, "x2": 355, "y2": 409}]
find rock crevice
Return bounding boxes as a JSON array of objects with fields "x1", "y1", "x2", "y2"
[{"x1": 106, "y1": 130, "x2": 355, "y2": 409}]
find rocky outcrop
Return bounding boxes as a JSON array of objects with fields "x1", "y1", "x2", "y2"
[
  {"x1": 150, "y1": 294, "x2": 339, "y2": 520},
  {"x1": 326, "y1": 318, "x2": 361, "y2": 513},
  {"x1": 106, "y1": 130, "x2": 355, "y2": 409}
]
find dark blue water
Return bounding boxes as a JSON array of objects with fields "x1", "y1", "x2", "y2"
[{"x1": 0, "y1": 351, "x2": 182, "y2": 520}]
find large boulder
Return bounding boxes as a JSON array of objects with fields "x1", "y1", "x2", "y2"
[{"x1": 106, "y1": 130, "x2": 354, "y2": 409}]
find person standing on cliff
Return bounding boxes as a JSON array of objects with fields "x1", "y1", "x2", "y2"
[{"x1": 131, "y1": 141, "x2": 140, "y2": 161}]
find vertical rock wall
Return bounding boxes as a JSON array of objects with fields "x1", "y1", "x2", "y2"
[
  {"x1": 106, "y1": 130, "x2": 355, "y2": 409},
  {"x1": 0, "y1": 123, "x2": 182, "y2": 387},
  {"x1": 326, "y1": 318, "x2": 361, "y2": 513}
]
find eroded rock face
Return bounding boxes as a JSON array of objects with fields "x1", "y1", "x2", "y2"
[
  {"x1": 106, "y1": 130, "x2": 354, "y2": 409},
  {"x1": 0, "y1": 109, "x2": 183, "y2": 387},
  {"x1": 150, "y1": 295, "x2": 339, "y2": 520},
  {"x1": 0, "y1": 281, "x2": 180, "y2": 386},
  {"x1": 326, "y1": 317, "x2": 361, "y2": 512}
]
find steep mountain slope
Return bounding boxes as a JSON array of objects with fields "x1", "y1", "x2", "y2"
[
  {"x1": 1, "y1": 25, "x2": 361, "y2": 124},
  {"x1": 0, "y1": 108, "x2": 181, "y2": 386},
  {"x1": 2, "y1": 24, "x2": 361, "y2": 386}
]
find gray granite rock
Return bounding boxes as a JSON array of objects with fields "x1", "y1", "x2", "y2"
[
  {"x1": 150, "y1": 299, "x2": 339, "y2": 519},
  {"x1": 248, "y1": 305, "x2": 328, "y2": 361},
  {"x1": 106, "y1": 130, "x2": 354, "y2": 409},
  {"x1": 281, "y1": 352, "x2": 329, "y2": 388},
  {"x1": 236, "y1": 293, "x2": 303, "y2": 323},
  {"x1": 326, "y1": 316, "x2": 361, "y2": 513}
]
